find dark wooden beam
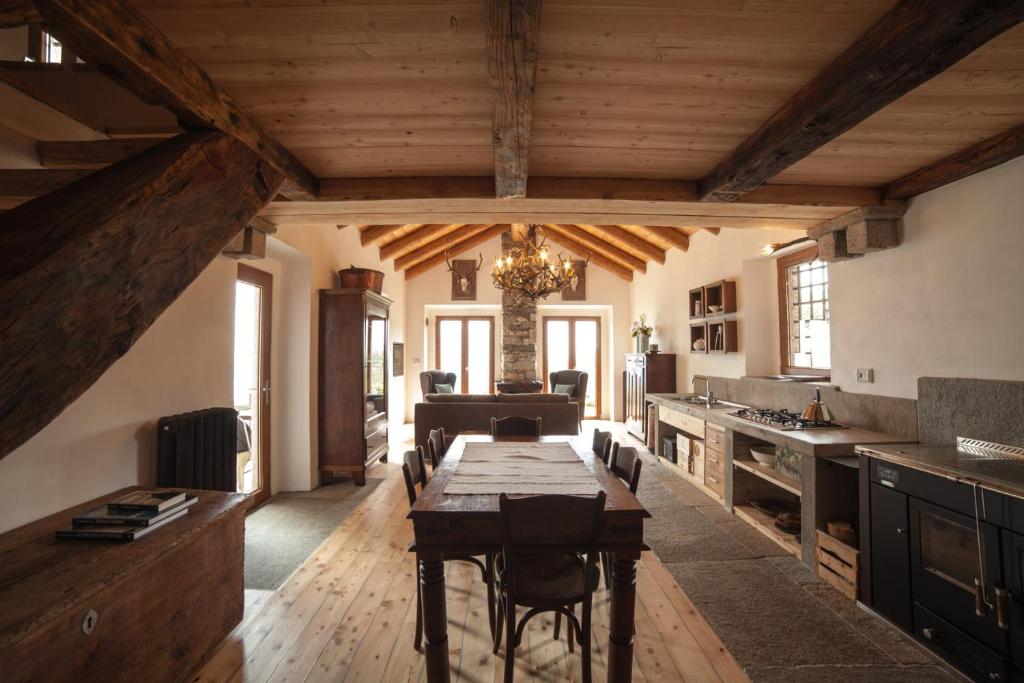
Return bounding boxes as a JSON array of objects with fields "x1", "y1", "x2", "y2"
[
  {"x1": 31, "y1": 0, "x2": 318, "y2": 197},
  {"x1": 484, "y1": 0, "x2": 542, "y2": 199},
  {"x1": 0, "y1": 169, "x2": 91, "y2": 209},
  {"x1": 0, "y1": 132, "x2": 283, "y2": 460},
  {"x1": 0, "y1": 1, "x2": 40, "y2": 27},
  {"x1": 884, "y1": 123, "x2": 1024, "y2": 200},
  {"x1": 37, "y1": 138, "x2": 164, "y2": 169},
  {"x1": 698, "y1": 0, "x2": 1024, "y2": 201}
]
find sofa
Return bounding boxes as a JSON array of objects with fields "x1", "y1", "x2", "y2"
[{"x1": 414, "y1": 393, "x2": 580, "y2": 449}]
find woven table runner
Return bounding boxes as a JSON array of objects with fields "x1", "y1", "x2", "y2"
[{"x1": 444, "y1": 441, "x2": 603, "y2": 495}]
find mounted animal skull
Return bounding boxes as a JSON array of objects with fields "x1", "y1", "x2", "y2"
[{"x1": 445, "y1": 252, "x2": 483, "y2": 293}]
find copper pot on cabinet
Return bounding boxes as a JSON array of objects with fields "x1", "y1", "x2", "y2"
[{"x1": 337, "y1": 265, "x2": 384, "y2": 293}]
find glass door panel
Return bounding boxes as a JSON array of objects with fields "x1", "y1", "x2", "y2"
[
  {"x1": 543, "y1": 316, "x2": 601, "y2": 418},
  {"x1": 545, "y1": 320, "x2": 570, "y2": 375},
  {"x1": 366, "y1": 313, "x2": 387, "y2": 417},
  {"x1": 574, "y1": 320, "x2": 598, "y2": 417},
  {"x1": 435, "y1": 316, "x2": 494, "y2": 394},
  {"x1": 234, "y1": 264, "x2": 272, "y2": 507}
]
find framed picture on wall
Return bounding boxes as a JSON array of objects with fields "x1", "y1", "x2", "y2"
[{"x1": 392, "y1": 342, "x2": 404, "y2": 376}]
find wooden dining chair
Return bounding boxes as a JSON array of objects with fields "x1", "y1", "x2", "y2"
[
  {"x1": 600, "y1": 438, "x2": 618, "y2": 465},
  {"x1": 592, "y1": 429, "x2": 611, "y2": 456},
  {"x1": 426, "y1": 428, "x2": 445, "y2": 469},
  {"x1": 402, "y1": 447, "x2": 495, "y2": 652},
  {"x1": 490, "y1": 416, "x2": 542, "y2": 437},
  {"x1": 601, "y1": 445, "x2": 642, "y2": 588},
  {"x1": 493, "y1": 491, "x2": 606, "y2": 683}
]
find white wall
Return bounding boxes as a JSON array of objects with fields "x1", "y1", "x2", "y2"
[
  {"x1": 630, "y1": 228, "x2": 805, "y2": 393},
  {"x1": 828, "y1": 156, "x2": 1024, "y2": 398},
  {"x1": 404, "y1": 231, "x2": 632, "y2": 419},
  {"x1": 0, "y1": 257, "x2": 236, "y2": 533}
]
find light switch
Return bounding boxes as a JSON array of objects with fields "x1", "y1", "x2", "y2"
[{"x1": 856, "y1": 368, "x2": 874, "y2": 383}]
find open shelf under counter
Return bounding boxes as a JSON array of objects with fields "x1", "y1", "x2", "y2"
[
  {"x1": 734, "y1": 503, "x2": 801, "y2": 558},
  {"x1": 733, "y1": 458, "x2": 802, "y2": 497}
]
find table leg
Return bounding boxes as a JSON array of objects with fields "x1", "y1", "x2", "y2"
[
  {"x1": 419, "y1": 551, "x2": 450, "y2": 682},
  {"x1": 607, "y1": 550, "x2": 640, "y2": 682}
]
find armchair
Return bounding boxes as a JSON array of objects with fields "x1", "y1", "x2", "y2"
[
  {"x1": 420, "y1": 370, "x2": 457, "y2": 399},
  {"x1": 549, "y1": 370, "x2": 588, "y2": 421}
]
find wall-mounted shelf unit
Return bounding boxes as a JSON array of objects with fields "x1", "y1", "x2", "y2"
[
  {"x1": 689, "y1": 322, "x2": 708, "y2": 354},
  {"x1": 707, "y1": 319, "x2": 738, "y2": 353},
  {"x1": 703, "y1": 280, "x2": 737, "y2": 316},
  {"x1": 688, "y1": 287, "x2": 705, "y2": 319}
]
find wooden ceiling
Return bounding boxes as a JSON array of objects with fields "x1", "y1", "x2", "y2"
[
  {"x1": 359, "y1": 223, "x2": 713, "y2": 280},
  {"x1": 1, "y1": 0, "x2": 1023, "y2": 277}
]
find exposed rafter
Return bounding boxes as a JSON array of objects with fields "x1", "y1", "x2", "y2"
[
  {"x1": 884, "y1": 123, "x2": 1024, "y2": 200},
  {"x1": 484, "y1": 0, "x2": 542, "y2": 199},
  {"x1": 404, "y1": 225, "x2": 503, "y2": 279},
  {"x1": 698, "y1": 0, "x2": 1024, "y2": 201},
  {"x1": 0, "y1": 1, "x2": 39, "y2": 27},
  {"x1": 544, "y1": 224, "x2": 646, "y2": 273},
  {"x1": 644, "y1": 227, "x2": 690, "y2": 252},
  {"x1": 31, "y1": 0, "x2": 319, "y2": 197},
  {"x1": 359, "y1": 225, "x2": 408, "y2": 246},
  {"x1": 379, "y1": 224, "x2": 466, "y2": 260},
  {"x1": 579, "y1": 225, "x2": 666, "y2": 263},
  {"x1": 395, "y1": 224, "x2": 497, "y2": 271},
  {"x1": 544, "y1": 229, "x2": 633, "y2": 282}
]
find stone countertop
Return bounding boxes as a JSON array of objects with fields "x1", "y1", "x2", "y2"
[
  {"x1": 647, "y1": 393, "x2": 916, "y2": 457},
  {"x1": 857, "y1": 442, "x2": 1024, "y2": 500}
]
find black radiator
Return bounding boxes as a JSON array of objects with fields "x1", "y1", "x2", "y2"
[{"x1": 156, "y1": 408, "x2": 238, "y2": 491}]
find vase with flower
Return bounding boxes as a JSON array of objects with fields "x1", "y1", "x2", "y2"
[{"x1": 631, "y1": 314, "x2": 654, "y2": 353}]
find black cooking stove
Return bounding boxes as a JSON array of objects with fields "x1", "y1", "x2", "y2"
[{"x1": 731, "y1": 407, "x2": 846, "y2": 431}]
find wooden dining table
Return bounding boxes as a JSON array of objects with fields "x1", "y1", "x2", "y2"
[{"x1": 408, "y1": 434, "x2": 650, "y2": 682}]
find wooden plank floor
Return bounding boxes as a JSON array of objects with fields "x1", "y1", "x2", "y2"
[{"x1": 192, "y1": 463, "x2": 748, "y2": 683}]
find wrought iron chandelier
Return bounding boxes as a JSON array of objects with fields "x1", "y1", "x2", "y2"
[{"x1": 491, "y1": 226, "x2": 583, "y2": 300}]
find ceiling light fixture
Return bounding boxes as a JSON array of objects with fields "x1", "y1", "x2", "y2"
[{"x1": 490, "y1": 225, "x2": 586, "y2": 300}]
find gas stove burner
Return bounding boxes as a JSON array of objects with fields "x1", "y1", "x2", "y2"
[{"x1": 732, "y1": 407, "x2": 846, "y2": 431}]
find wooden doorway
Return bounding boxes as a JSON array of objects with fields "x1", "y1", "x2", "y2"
[
  {"x1": 235, "y1": 264, "x2": 272, "y2": 508},
  {"x1": 542, "y1": 316, "x2": 602, "y2": 418},
  {"x1": 435, "y1": 316, "x2": 495, "y2": 394}
]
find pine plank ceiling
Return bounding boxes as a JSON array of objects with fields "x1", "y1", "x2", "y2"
[{"x1": 131, "y1": 0, "x2": 1024, "y2": 183}]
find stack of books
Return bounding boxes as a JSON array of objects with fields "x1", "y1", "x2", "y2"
[{"x1": 56, "y1": 490, "x2": 198, "y2": 542}]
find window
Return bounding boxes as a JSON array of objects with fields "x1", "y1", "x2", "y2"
[
  {"x1": 26, "y1": 28, "x2": 62, "y2": 64},
  {"x1": 435, "y1": 316, "x2": 495, "y2": 394},
  {"x1": 542, "y1": 316, "x2": 601, "y2": 418},
  {"x1": 777, "y1": 246, "x2": 830, "y2": 374}
]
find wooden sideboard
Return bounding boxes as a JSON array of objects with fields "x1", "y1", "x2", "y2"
[
  {"x1": 0, "y1": 487, "x2": 247, "y2": 683},
  {"x1": 318, "y1": 288, "x2": 392, "y2": 485},
  {"x1": 624, "y1": 352, "x2": 676, "y2": 441}
]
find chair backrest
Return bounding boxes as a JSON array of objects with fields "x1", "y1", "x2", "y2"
[
  {"x1": 609, "y1": 445, "x2": 642, "y2": 494},
  {"x1": 427, "y1": 428, "x2": 445, "y2": 468},
  {"x1": 550, "y1": 370, "x2": 588, "y2": 420},
  {"x1": 592, "y1": 429, "x2": 611, "y2": 456},
  {"x1": 498, "y1": 491, "x2": 606, "y2": 558},
  {"x1": 420, "y1": 370, "x2": 457, "y2": 397},
  {"x1": 600, "y1": 436, "x2": 618, "y2": 464},
  {"x1": 490, "y1": 416, "x2": 542, "y2": 437},
  {"x1": 402, "y1": 445, "x2": 428, "y2": 507}
]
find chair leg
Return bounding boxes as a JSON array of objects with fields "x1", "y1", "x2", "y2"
[
  {"x1": 492, "y1": 594, "x2": 505, "y2": 655},
  {"x1": 414, "y1": 563, "x2": 423, "y2": 652},
  {"x1": 581, "y1": 596, "x2": 593, "y2": 683},
  {"x1": 504, "y1": 598, "x2": 516, "y2": 683},
  {"x1": 601, "y1": 552, "x2": 611, "y2": 589},
  {"x1": 553, "y1": 611, "x2": 561, "y2": 642},
  {"x1": 566, "y1": 606, "x2": 575, "y2": 653},
  {"x1": 486, "y1": 554, "x2": 496, "y2": 641}
]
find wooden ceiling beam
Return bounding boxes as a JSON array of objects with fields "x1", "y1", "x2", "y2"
[
  {"x1": 698, "y1": 0, "x2": 1024, "y2": 201},
  {"x1": 884, "y1": 123, "x2": 1024, "y2": 200},
  {"x1": 31, "y1": 0, "x2": 319, "y2": 197},
  {"x1": 544, "y1": 224, "x2": 646, "y2": 272},
  {"x1": 395, "y1": 224, "x2": 497, "y2": 270},
  {"x1": 0, "y1": 1, "x2": 40, "y2": 27},
  {"x1": 36, "y1": 138, "x2": 164, "y2": 169},
  {"x1": 583, "y1": 225, "x2": 666, "y2": 264},
  {"x1": 379, "y1": 224, "x2": 466, "y2": 260},
  {"x1": 0, "y1": 132, "x2": 282, "y2": 460},
  {"x1": 484, "y1": 0, "x2": 542, "y2": 199},
  {"x1": 359, "y1": 225, "x2": 407, "y2": 246},
  {"x1": 0, "y1": 169, "x2": 92, "y2": 209},
  {"x1": 704, "y1": 228, "x2": 722, "y2": 235},
  {"x1": 543, "y1": 230, "x2": 633, "y2": 282},
  {"x1": 405, "y1": 225, "x2": 506, "y2": 280},
  {"x1": 318, "y1": 176, "x2": 879, "y2": 208},
  {"x1": 643, "y1": 227, "x2": 690, "y2": 252}
]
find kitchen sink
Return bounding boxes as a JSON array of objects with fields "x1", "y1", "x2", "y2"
[{"x1": 675, "y1": 395, "x2": 747, "y2": 410}]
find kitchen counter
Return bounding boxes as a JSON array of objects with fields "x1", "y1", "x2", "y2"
[
  {"x1": 857, "y1": 442, "x2": 1024, "y2": 500},
  {"x1": 647, "y1": 393, "x2": 914, "y2": 457}
]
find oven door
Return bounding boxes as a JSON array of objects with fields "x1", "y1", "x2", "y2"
[
  {"x1": 909, "y1": 497, "x2": 1007, "y2": 653},
  {"x1": 1002, "y1": 529, "x2": 1024, "y2": 667}
]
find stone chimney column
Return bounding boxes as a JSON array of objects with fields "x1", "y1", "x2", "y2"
[{"x1": 499, "y1": 229, "x2": 538, "y2": 382}]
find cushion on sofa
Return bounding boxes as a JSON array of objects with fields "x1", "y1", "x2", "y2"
[
  {"x1": 553, "y1": 383, "x2": 576, "y2": 396},
  {"x1": 425, "y1": 393, "x2": 496, "y2": 403},
  {"x1": 495, "y1": 393, "x2": 569, "y2": 403},
  {"x1": 433, "y1": 383, "x2": 454, "y2": 393}
]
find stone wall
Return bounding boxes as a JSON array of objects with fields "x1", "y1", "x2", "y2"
[{"x1": 499, "y1": 230, "x2": 538, "y2": 381}]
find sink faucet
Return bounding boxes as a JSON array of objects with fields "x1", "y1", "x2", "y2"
[{"x1": 693, "y1": 376, "x2": 714, "y2": 405}]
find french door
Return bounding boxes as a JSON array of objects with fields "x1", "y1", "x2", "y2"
[
  {"x1": 543, "y1": 316, "x2": 601, "y2": 418},
  {"x1": 435, "y1": 316, "x2": 495, "y2": 394},
  {"x1": 234, "y1": 264, "x2": 272, "y2": 508}
]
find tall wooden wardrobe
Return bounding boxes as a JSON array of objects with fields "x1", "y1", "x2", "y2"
[{"x1": 318, "y1": 289, "x2": 391, "y2": 485}]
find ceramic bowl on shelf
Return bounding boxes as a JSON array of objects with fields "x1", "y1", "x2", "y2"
[
  {"x1": 707, "y1": 304, "x2": 723, "y2": 314},
  {"x1": 750, "y1": 446, "x2": 777, "y2": 467},
  {"x1": 693, "y1": 338, "x2": 706, "y2": 351}
]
